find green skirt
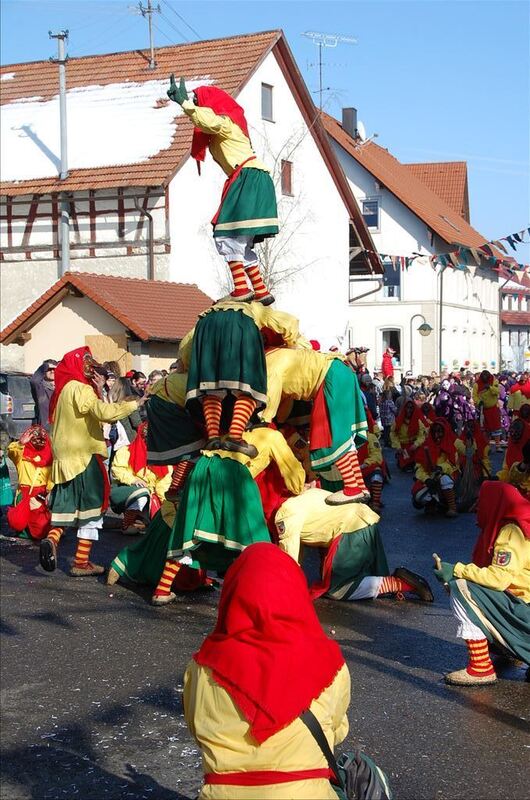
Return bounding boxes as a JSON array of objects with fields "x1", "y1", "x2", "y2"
[
  {"x1": 110, "y1": 511, "x2": 180, "y2": 587},
  {"x1": 186, "y1": 309, "x2": 267, "y2": 406},
  {"x1": 146, "y1": 394, "x2": 205, "y2": 464},
  {"x1": 451, "y1": 578, "x2": 530, "y2": 664},
  {"x1": 110, "y1": 484, "x2": 150, "y2": 513},
  {"x1": 310, "y1": 361, "x2": 368, "y2": 472},
  {"x1": 49, "y1": 455, "x2": 108, "y2": 527},
  {"x1": 213, "y1": 168, "x2": 279, "y2": 241},
  {"x1": 167, "y1": 455, "x2": 270, "y2": 572},
  {"x1": 311, "y1": 523, "x2": 389, "y2": 600},
  {"x1": 0, "y1": 457, "x2": 13, "y2": 506}
]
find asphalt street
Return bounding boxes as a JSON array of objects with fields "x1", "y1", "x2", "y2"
[{"x1": 1, "y1": 448, "x2": 528, "y2": 800}]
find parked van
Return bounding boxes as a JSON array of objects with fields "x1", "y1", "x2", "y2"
[{"x1": 0, "y1": 372, "x2": 35, "y2": 440}]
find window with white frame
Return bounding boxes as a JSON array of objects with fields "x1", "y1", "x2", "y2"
[
  {"x1": 382, "y1": 259, "x2": 401, "y2": 299},
  {"x1": 381, "y1": 328, "x2": 401, "y2": 364},
  {"x1": 361, "y1": 198, "x2": 380, "y2": 231},
  {"x1": 261, "y1": 83, "x2": 274, "y2": 121}
]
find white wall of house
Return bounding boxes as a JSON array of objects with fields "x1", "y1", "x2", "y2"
[
  {"x1": 332, "y1": 141, "x2": 500, "y2": 374},
  {"x1": 168, "y1": 50, "x2": 353, "y2": 345}
]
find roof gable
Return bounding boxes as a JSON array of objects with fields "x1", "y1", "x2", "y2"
[
  {"x1": 321, "y1": 111, "x2": 496, "y2": 252},
  {"x1": 0, "y1": 272, "x2": 213, "y2": 345},
  {"x1": 405, "y1": 161, "x2": 470, "y2": 222}
]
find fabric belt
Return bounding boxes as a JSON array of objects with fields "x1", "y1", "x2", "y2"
[{"x1": 204, "y1": 768, "x2": 332, "y2": 786}]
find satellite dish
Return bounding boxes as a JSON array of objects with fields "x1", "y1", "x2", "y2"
[{"x1": 356, "y1": 120, "x2": 366, "y2": 141}]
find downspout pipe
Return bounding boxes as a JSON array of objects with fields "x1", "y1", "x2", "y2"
[
  {"x1": 134, "y1": 198, "x2": 155, "y2": 280},
  {"x1": 349, "y1": 278, "x2": 383, "y2": 304}
]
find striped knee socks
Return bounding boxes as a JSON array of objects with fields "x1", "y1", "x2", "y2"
[
  {"x1": 370, "y1": 481, "x2": 383, "y2": 507},
  {"x1": 168, "y1": 461, "x2": 193, "y2": 493},
  {"x1": 245, "y1": 265, "x2": 269, "y2": 299},
  {"x1": 465, "y1": 639, "x2": 495, "y2": 677},
  {"x1": 47, "y1": 527, "x2": 63, "y2": 547},
  {"x1": 122, "y1": 510, "x2": 137, "y2": 530},
  {"x1": 154, "y1": 560, "x2": 181, "y2": 597},
  {"x1": 378, "y1": 575, "x2": 415, "y2": 596},
  {"x1": 229, "y1": 396, "x2": 257, "y2": 438},
  {"x1": 73, "y1": 538, "x2": 93, "y2": 568},
  {"x1": 228, "y1": 261, "x2": 251, "y2": 298},
  {"x1": 335, "y1": 452, "x2": 366, "y2": 496},
  {"x1": 202, "y1": 395, "x2": 223, "y2": 439}
]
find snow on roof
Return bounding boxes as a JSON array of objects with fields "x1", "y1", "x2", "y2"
[
  {"x1": 1, "y1": 77, "x2": 210, "y2": 182},
  {"x1": 1, "y1": 72, "x2": 15, "y2": 81}
]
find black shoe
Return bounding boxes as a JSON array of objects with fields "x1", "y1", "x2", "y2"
[
  {"x1": 39, "y1": 538, "x2": 57, "y2": 573},
  {"x1": 393, "y1": 567, "x2": 434, "y2": 602},
  {"x1": 204, "y1": 437, "x2": 222, "y2": 451},
  {"x1": 255, "y1": 292, "x2": 275, "y2": 306},
  {"x1": 222, "y1": 437, "x2": 258, "y2": 459}
]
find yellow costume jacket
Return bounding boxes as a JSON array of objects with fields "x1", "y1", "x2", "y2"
[
  {"x1": 182, "y1": 101, "x2": 269, "y2": 177},
  {"x1": 111, "y1": 445, "x2": 173, "y2": 502},
  {"x1": 389, "y1": 420, "x2": 428, "y2": 451},
  {"x1": 505, "y1": 463, "x2": 530, "y2": 498},
  {"x1": 7, "y1": 441, "x2": 53, "y2": 491},
  {"x1": 360, "y1": 432, "x2": 384, "y2": 468},
  {"x1": 148, "y1": 372, "x2": 187, "y2": 407},
  {"x1": 276, "y1": 488, "x2": 379, "y2": 563},
  {"x1": 184, "y1": 659, "x2": 351, "y2": 800},
  {"x1": 454, "y1": 523, "x2": 530, "y2": 602},
  {"x1": 414, "y1": 439, "x2": 465, "y2": 483},
  {"x1": 472, "y1": 381, "x2": 500, "y2": 408},
  {"x1": 51, "y1": 381, "x2": 138, "y2": 485}
]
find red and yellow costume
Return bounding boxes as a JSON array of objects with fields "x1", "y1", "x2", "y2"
[
  {"x1": 413, "y1": 418, "x2": 464, "y2": 516},
  {"x1": 390, "y1": 400, "x2": 429, "y2": 470},
  {"x1": 472, "y1": 372, "x2": 501, "y2": 438},
  {"x1": 7, "y1": 426, "x2": 53, "y2": 540}
]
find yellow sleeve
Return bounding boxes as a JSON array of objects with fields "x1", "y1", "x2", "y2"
[
  {"x1": 110, "y1": 446, "x2": 135, "y2": 486},
  {"x1": 251, "y1": 305, "x2": 301, "y2": 347},
  {"x1": 182, "y1": 100, "x2": 234, "y2": 137},
  {"x1": 74, "y1": 384, "x2": 138, "y2": 424},
  {"x1": 453, "y1": 524, "x2": 525, "y2": 591},
  {"x1": 413, "y1": 423, "x2": 428, "y2": 448},
  {"x1": 472, "y1": 384, "x2": 479, "y2": 404},
  {"x1": 330, "y1": 664, "x2": 351, "y2": 747},
  {"x1": 364, "y1": 435, "x2": 383, "y2": 467},
  {"x1": 155, "y1": 468, "x2": 173, "y2": 501},
  {"x1": 507, "y1": 462, "x2": 529, "y2": 490},
  {"x1": 268, "y1": 432, "x2": 306, "y2": 495},
  {"x1": 455, "y1": 439, "x2": 466, "y2": 456},
  {"x1": 178, "y1": 328, "x2": 195, "y2": 371},
  {"x1": 389, "y1": 424, "x2": 400, "y2": 449},
  {"x1": 7, "y1": 441, "x2": 23, "y2": 466},
  {"x1": 261, "y1": 369, "x2": 284, "y2": 424}
]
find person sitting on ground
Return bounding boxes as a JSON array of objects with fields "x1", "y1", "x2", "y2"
[
  {"x1": 434, "y1": 482, "x2": 530, "y2": 686},
  {"x1": 183, "y1": 542, "x2": 351, "y2": 799},
  {"x1": 6, "y1": 425, "x2": 53, "y2": 540},
  {"x1": 412, "y1": 418, "x2": 465, "y2": 518},
  {"x1": 504, "y1": 439, "x2": 530, "y2": 499},
  {"x1": 497, "y1": 416, "x2": 530, "y2": 485},
  {"x1": 110, "y1": 422, "x2": 172, "y2": 533},
  {"x1": 276, "y1": 489, "x2": 433, "y2": 604},
  {"x1": 473, "y1": 370, "x2": 503, "y2": 451},
  {"x1": 390, "y1": 399, "x2": 428, "y2": 471}
]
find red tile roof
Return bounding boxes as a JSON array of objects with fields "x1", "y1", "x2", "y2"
[
  {"x1": 405, "y1": 162, "x2": 470, "y2": 222},
  {"x1": 0, "y1": 31, "x2": 280, "y2": 195},
  {"x1": 501, "y1": 310, "x2": 530, "y2": 326},
  {"x1": 321, "y1": 111, "x2": 499, "y2": 253},
  {"x1": 0, "y1": 272, "x2": 213, "y2": 345}
]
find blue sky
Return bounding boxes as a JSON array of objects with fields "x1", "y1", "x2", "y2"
[{"x1": 2, "y1": 0, "x2": 529, "y2": 262}]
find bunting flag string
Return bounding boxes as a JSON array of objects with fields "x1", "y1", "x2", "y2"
[{"x1": 369, "y1": 224, "x2": 530, "y2": 276}]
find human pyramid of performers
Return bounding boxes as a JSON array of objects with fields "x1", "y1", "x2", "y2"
[{"x1": 4, "y1": 79, "x2": 529, "y2": 690}]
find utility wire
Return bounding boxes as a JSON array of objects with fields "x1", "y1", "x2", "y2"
[
  {"x1": 151, "y1": 20, "x2": 178, "y2": 47},
  {"x1": 158, "y1": 10, "x2": 189, "y2": 42},
  {"x1": 162, "y1": 0, "x2": 201, "y2": 39}
]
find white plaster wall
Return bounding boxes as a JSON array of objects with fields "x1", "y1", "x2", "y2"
[{"x1": 168, "y1": 50, "x2": 351, "y2": 344}]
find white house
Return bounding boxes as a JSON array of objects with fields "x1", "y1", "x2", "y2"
[
  {"x1": 321, "y1": 110, "x2": 505, "y2": 376},
  {"x1": 499, "y1": 269, "x2": 530, "y2": 371},
  {"x1": 0, "y1": 30, "x2": 381, "y2": 372}
]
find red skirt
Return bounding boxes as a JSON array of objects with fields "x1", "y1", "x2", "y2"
[{"x1": 483, "y1": 405, "x2": 501, "y2": 433}]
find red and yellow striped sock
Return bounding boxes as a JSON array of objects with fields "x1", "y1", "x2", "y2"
[
  {"x1": 335, "y1": 452, "x2": 362, "y2": 496},
  {"x1": 47, "y1": 527, "x2": 63, "y2": 546},
  {"x1": 350, "y1": 451, "x2": 368, "y2": 493},
  {"x1": 246, "y1": 265, "x2": 269, "y2": 299},
  {"x1": 465, "y1": 639, "x2": 496, "y2": 677},
  {"x1": 229, "y1": 396, "x2": 257, "y2": 438},
  {"x1": 378, "y1": 575, "x2": 415, "y2": 596},
  {"x1": 154, "y1": 560, "x2": 181, "y2": 597},
  {"x1": 371, "y1": 481, "x2": 383, "y2": 507},
  {"x1": 228, "y1": 261, "x2": 251, "y2": 298},
  {"x1": 169, "y1": 461, "x2": 193, "y2": 493},
  {"x1": 202, "y1": 395, "x2": 223, "y2": 439},
  {"x1": 122, "y1": 510, "x2": 137, "y2": 530},
  {"x1": 73, "y1": 538, "x2": 92, "y2": 568}
]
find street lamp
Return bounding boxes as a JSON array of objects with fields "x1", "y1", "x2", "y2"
[{"x1": 410, "y1": 314, "x2": 433, "y2": 373}]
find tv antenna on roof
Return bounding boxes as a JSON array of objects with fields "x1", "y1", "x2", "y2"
[{"x1": 302, "y1": 31, "x2": 358, "y2": 110}]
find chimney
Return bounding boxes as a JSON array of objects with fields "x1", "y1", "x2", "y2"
[{"x1": 342, "y1": 107, "x2": 358, "y2": 139}]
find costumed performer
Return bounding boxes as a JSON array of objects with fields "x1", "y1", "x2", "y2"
[
  {"x1": 497, "y1": 416, "x2": 530, "y2": 483},
  {"x1": 412, "y1": 419, "x2": 464, "y2": 518},
  {"x1": 184, "y1": 542, "x2": 351, "y2": 800},
  {"x1": 146, "y1": 368, "x2": 206, "y2": 500},
  {"x1": 110, "y1": 422, "x2": 172, "y2": 533},
  {"x1": 390, "y1": 399, "x2": 429, "y2": 471},
  {"x1": 434, "y1": 482, "x2": 530, "y2": 686},
  {"x1": 39, "y1": 347, "x2": 143, "y2": 576},
  {"x1": 504, "y1": 440, "x2": 530, "y2": 499},
  {"x1": 180, "y1": 300, "x2": 300, "y2": 457},
  {"x1": 276, "y1": 488, "x2": 433, "y2": 603},
  {"x1": 107, "y1": 426, "x2": 305, "y2": 605},
  {"x1": 6, "y1": 425, "x2": 53, "y2": 540},
  {"x1": 167, "y1": 77, "x2": 277, "y2": 304},
  {"x1": 261, "y1": 346, "x2": 369, "y2": 505},
  {"x1": 472, "y1": 370, "x2": 502, "y2": 451}
]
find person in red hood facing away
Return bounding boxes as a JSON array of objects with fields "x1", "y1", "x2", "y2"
[
  {"x1": 381, "y1": 347, "x2": 395, "y2": 379},
  {"x1": 167, "y1": 77, "x2": 277, "y2": 305}
]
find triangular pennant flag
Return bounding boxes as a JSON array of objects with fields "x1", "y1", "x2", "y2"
[
  {"x1": 513, "y1": 232, "x2": 523, "y2": 243},
  {"x1": 391, "y1": 256, "x2": 398, "y2": 271},
  {"x1": 448, "y1": 252, "x2": 459, "y2": 268},
  {"x1": 506, "y1": 235, "x2": 517, "y2": 250},
  {"x1": 518, "y1": 229, "x2": 527, "y2": 241},
  {"x1": 479, "y1": 244, "x2": 494, "y2": 257},
  {"x1": 491, "y1": 239, "x2": 508, "y2": 254}
]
